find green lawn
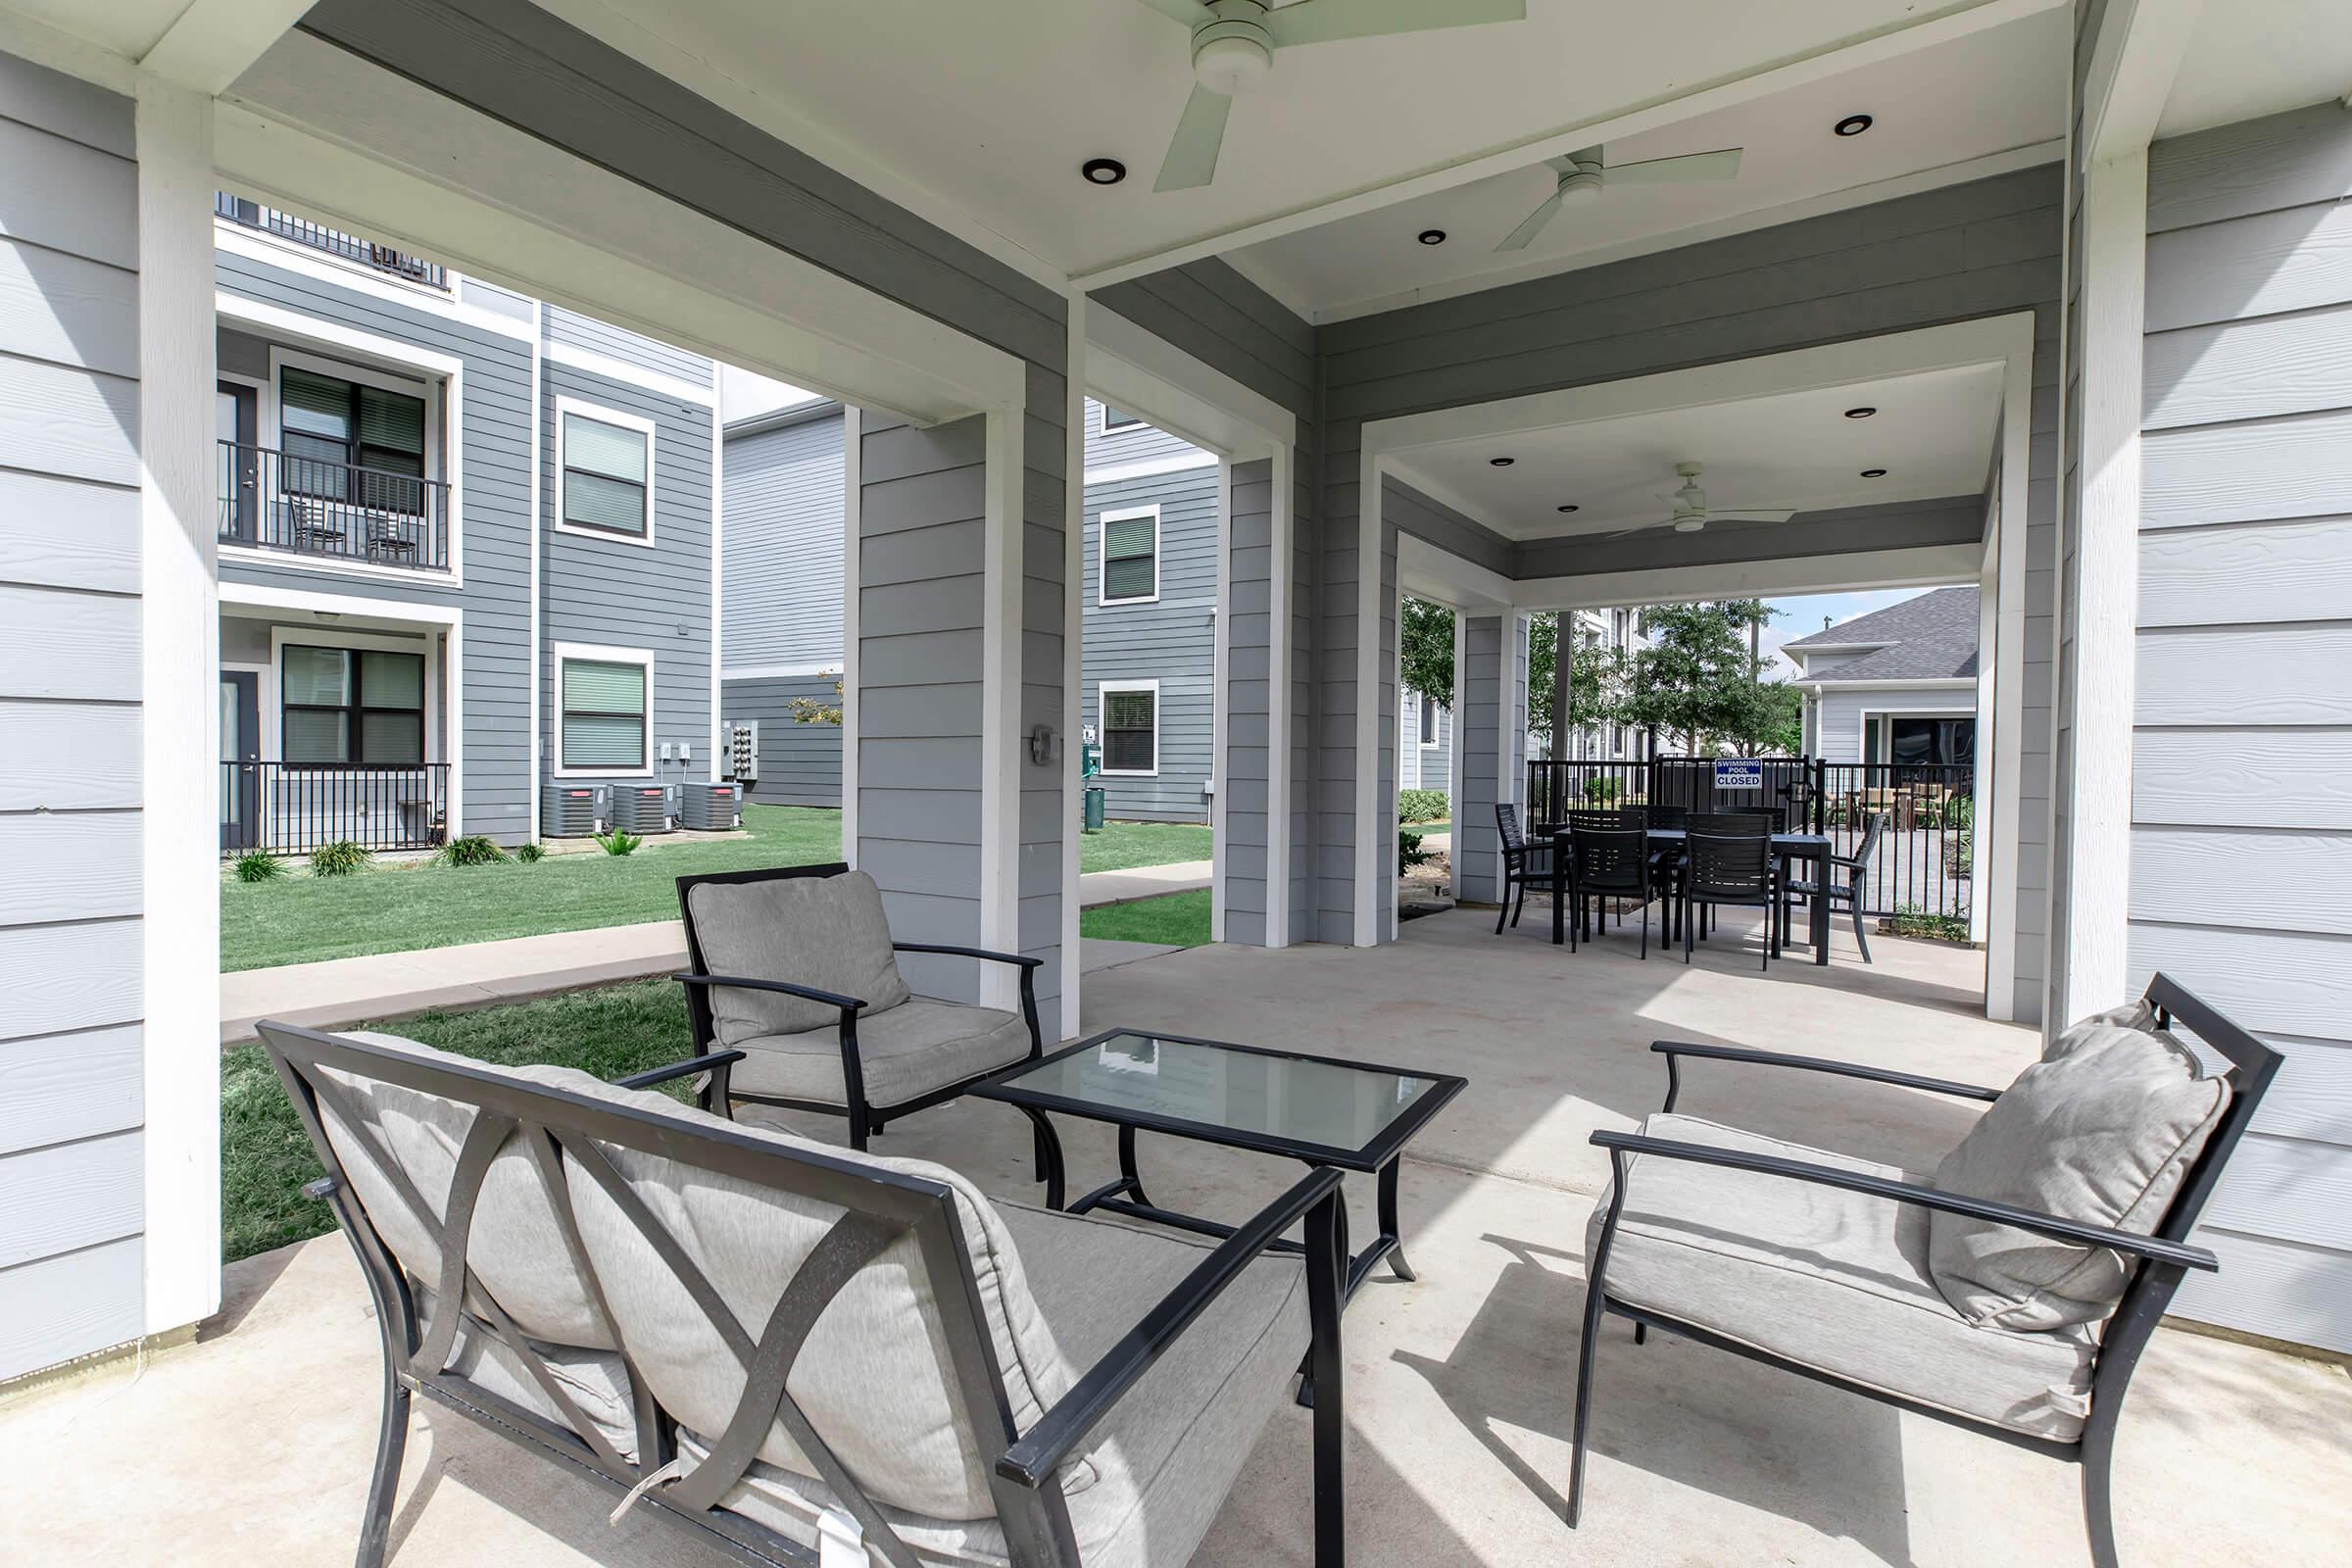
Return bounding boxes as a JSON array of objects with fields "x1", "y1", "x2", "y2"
[
  {"x1": 222, "y1": 809, "x2": 1213, "y2": 970},
  {"x1": 1402, "y1": 819, "x2": 1451, "y2": 836},
  {"x1": 1079, "y1": 888, "x2": 1212, "y2": 948},
  {"x1": 223, "y1": 980, "x2": 694, "y2": 1262}
]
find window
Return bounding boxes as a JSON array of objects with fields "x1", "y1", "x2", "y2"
[
  {"x1": 1889, "y1": 716, "x2": 1976, "y2": 767},
  {"x1": 559, "y1": 649, "x2": 653, "y2": 773},
  {"x1": 281, "y1": 645, "x2": 425, "y2": 763},
  {"x1": 1099, "y1": 682, "x2": 1158, "y2": 775},
  {"x1": 1419, "y1": 699, "x2": 1439, "y2": 747},
  {"x1": 278, "y1": 366, "x2": 427, "y2": 513},
  {"x1": 558, "y1": 401, "x2": 655, "y2": 542},
  {"x1": 1098, "y1": 405, "x2": 1146, "y2": 434},
  {"x1": 1099, "y1": 506, "x2": 1159, "y2": 605}
]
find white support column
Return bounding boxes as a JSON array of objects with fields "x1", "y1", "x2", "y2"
[
  {"x1": 978, "y1": 409, "x2": 1023, "y2": 1011},
  {"x1": 2055, "y1": 150, "x2": 2149, "y2": 1023},
  {"x1": 839, "y1": 407, "x2": 860, "y2": 864},
  {"x1": 1061, "y1": 298, "x2": 1087, "y2": 1031},
  {"x1": 135, "y1": 74, "x2": 221, "y2": 1337}
]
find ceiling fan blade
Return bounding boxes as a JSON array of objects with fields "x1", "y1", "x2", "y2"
[
  {"x1": 1709, "y1": 508, "x2": 1797, "y2": 523},
  {"x1": 1133, "y1": 0, "x2": 1209, "y2": 23},
  {"x1": 1155, "y1": 84, "x2": 1233, "y2": 192},
  {"x1": 1601, "y1": 521, "x2": 1666, "y2": 539},
  {"x1": 1494, "y1": 189, "x2": 1566, "y2": 252},
  {"x1": 1603, "y1": 147, "x2": 1743, "y2": 186},
  {"x1": 1269, "y1": 0, "x2": 1527, "y2": 48},
  {"x1": 1548, "y1": 147, "x2": 1602, "y2": 174}
]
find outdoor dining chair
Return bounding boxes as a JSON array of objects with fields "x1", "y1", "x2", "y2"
[
  {"x1": 1494, "y1": 803, "x2": 1564, "y2": 935},
  {"x1": 1569, "y1": 826, "x2": 1655, "y2": 957},
  {"x1": 1783, "y1": 810, "x2": 1887, "y2": 963},
  {"x1": 1684, "y1": 813, "x2": 1777, "y2": 944},
  {"x1": 1677, "y1": 831, "x2": 1778, "y2": 969},
  {"x1": 1569, "y1": 974, "x2": 2279, "y2": 1568}
]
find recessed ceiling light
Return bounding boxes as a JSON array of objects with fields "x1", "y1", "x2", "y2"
[
  {"x1": 1081, "y1": 158, "x2": 1127, "y2": 185},
  {"x1": 1835, "y1": 114, "x2": 1873, "y2": 138},
  {"x1": 1489, "y1": 457, "x2": 1515, "y2": 466},
  {"x1": 1843, "y1": 406, "x2": 1877, "y2": 418},
  {"x1": 1860, "y1": 467, "x2": 1887, "y2": 478},
  {"x1": 1417, "y1": 228, "x2": 1447, "y2": 246},
  {"x1": 1556, "y1": 504, "x2": 1579, "y2": 514}
]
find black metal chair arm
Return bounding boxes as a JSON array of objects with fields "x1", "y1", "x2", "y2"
[
  {"x1": 611, "y1": 1050, "x2": 748, "y2": 1092},
  {"x1": 995, "y1": 1165, "x2": 1348, "y2": 1489},
  {"x1": 890, "y1": 941, "x2": 1045, "y2": 970},
  {"x1": 1650, "y1": 1039, "x2": 2003, "y2": 1103},
  {"x1": 1588, "y1": 1129, "x2": 2218, "y2": 1270},
  {"x1": 670, "y1": 971, "x2": 868, "y2": 1013},
  {"x1": 301, "y1": 1174, "x2": 341, "y2": 1202}
]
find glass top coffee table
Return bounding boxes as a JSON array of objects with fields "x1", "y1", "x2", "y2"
[{"x1": 973, "y1": 1027, "x2": 1465, "y2": 1301}]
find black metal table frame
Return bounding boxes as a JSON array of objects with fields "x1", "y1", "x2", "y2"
[
  {"x1": 1545, "y1": 826, "x2": 1838, "y2": 965},
  {"x1": 973, "y1": 1027, "x2": 1466, "y2": 1304}
]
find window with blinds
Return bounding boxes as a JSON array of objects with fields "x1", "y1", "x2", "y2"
[
  {"x1": 1100, "y1": 510, "x2": 1157, "y2": 604},
  {"x1": 562, "y1": 657, "x2": 649, "y2": 770},
  {"x1": 1101, "y1": 686, "x2": 1156, "y2": 774},
  {"x1": 281, "y1": 645, "x2": 425, "y2": 764},
  {"x1": 562, "y1": 410, "x2": 652, "y2": 537},
  {"x1": 279, "y1": 367, "x2": 429, "y2": 513}
]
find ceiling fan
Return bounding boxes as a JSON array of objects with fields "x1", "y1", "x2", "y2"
[
  {"x1": 1601, "y1": 463, "x2": 1797, "y2": 537},
  {"x1": 1494, "y1": 142, "x2": 1743, "y2": 251},
  {"x1": 1135, "y1": 0, "x2": 1529, "y2": 192}
]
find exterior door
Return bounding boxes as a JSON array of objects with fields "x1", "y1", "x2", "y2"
[
  {"x1": 218, "y1": 380, "x2": 259, "y2": 544},
  {"x1": 220, "y1": 670, "x2": 261, "y2": 851}
]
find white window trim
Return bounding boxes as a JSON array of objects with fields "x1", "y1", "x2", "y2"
[
  {"x1": 554, "y1": 641, "x2": 656, "y2": 778},
  {"x1": 553, "y1": 395, "x2": 660, "y2": 549},
  {"x1": 265, "y1": 623, "x2": 443, "y2": 773},
  {"x1": 1097, "y1": 504, "x2": 1161, "y2": 607},
  {"x1": 259, "y1": 344, "x2": 458, "y2": 581},
  {"x1": 1097, "y1": 678, "x2": 1160, "y2": 777},
  {"x1": 1097, "y1": 403, "x2": 1147, "y2": 436}
]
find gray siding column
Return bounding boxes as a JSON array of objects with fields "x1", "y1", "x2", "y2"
[
  {"x1": 1221, "y1": 459, "x2": 1275, "y2": 945},
  {"x1": 1454, "y1": 616, "x2": 1507, "y2": 904}
]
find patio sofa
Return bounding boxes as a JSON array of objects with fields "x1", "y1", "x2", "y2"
[
  {"x1": 258, "y1": 1020, "x2": 1348, "y2": 1568},
  {"x1": 1569, "y1": 973, "x2": 2278, "y2": 1568}
]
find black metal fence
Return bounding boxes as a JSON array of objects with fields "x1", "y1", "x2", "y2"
[
  {"x1": 221, "y1": 762, "x2": 450, "y2": 858},
  {"x1": 1526, "y1": 757, "x2": 1974, "y2": 924},
  {"x1": 216, "y1": 192, "x2": 448, "y2": 288},
  {"x1": 219, "y1": 441, "x2": 451, "y2": 572}
]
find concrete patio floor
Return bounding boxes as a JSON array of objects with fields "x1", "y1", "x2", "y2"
[{"x1": 8, "y1": 909, "x2": 2346, "y2": 1566}]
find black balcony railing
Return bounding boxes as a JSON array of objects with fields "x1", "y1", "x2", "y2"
[
  {"x1": 221, "y1": 761, "x2": 450, "y2": 858},
  {"x1": 219, "y1": 441, "x2": 451, "y2": 571},
  {"x1": 216, "y1": 193, "x2": 448, "y2": 288}
]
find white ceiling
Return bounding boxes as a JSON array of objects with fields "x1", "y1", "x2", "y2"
[
  {"x1": 1240, "y1": 7, "x2": 2069, "y2": 319},
  {"x1": 526, "y1": 0, "x2": 2064, "y2": 288},
  {"x1": 2155, "y1": 1, "x2": 2352, "y2": 139},
  {"x1": 1387, "y1": 362, "x2": 2005, "y2": 541}
]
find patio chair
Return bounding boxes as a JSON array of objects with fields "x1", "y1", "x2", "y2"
[
  {"x1": 1568, "y1": 974, "x2": 2278, "y2": 1568},
  {"x1": 1494, "y1": 803, "x2": 1564, "y2": 935},
  {"x1": 674, "y1": 862, "x2": 1042, "y2": 1151},
  {"x1": 1782, "y1": 810, "x2": 1886, "y2": 963},
  {"x1": 1684, "y1": 812, "x2": 1778, "y2": 942},
  {"x1": 1677, "y1": 831, "x2": 1778, "y2": 970},
  {"x1": 1568, "y1": 827, "x2": 1654, "y2": 957},
  {"x1": 259, "y1": 1021, "x2": 1349, "y2": 1568}
]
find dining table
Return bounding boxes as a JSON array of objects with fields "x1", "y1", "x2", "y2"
[{"x1": 1541, "y1": 824, "x2": 1838, "y2": 964}]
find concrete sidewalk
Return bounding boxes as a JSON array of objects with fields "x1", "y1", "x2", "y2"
[{"x1": 221, "y1": 859, "x2": 1217, "y2": 1043}]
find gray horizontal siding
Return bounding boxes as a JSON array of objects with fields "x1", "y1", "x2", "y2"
[
  {"x1": 2133, "y1": 102, "x2": 2352, "y2": 1354},
  {"x1": 1082, "y1": 395, "x2": 1200, "y2": 471},
  {"x1": 0, "y1": 51, "x2": 145, "y2": 1383},
  {"x1": 721, "y1": 410, "x2": 844, "y2": 666},
  {"x1": 545, "y1": 303, "x2": 711, "y2": 385},
  {"x1": 722, "y1": 675, "x2": 843, "y2": 808},
  {"x1": 1083, "y1": 465, "x2": 1217, "y2": 824}
]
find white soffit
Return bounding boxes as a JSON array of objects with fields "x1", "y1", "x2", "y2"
[
  {"x1": 1388, "y1": 362, "x2": 2005, "y2": 540},
  {"x1": 2154, "y1": 0, "x2": 2352, "y2": 140}
]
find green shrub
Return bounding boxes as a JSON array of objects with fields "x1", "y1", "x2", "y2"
[
  {"x1": 1889, "y1": 903, "x2": 1970, "y2": 942},
  {"x1": 309, "y1": 840, "x2": 372, "y2": 877},
  {"x1": 594, "y1": 829, "x2": 642, "y2": 858},
  {"x1": 1582, "y1": 776, "x2": 1623, "y2": 805},
  {"x1": 232, "y1": 851, "x2": 284, "y2": 883},
  {"x1": 515, "y1": 842, "x2": 546, "y2": 864},
  {"x1": 1398, "y1": 828, "x2": 1432, "y2": 876},
  {"x1": 1397, "y1": 788, "x2": 1448, "y2": 824},
  {"x1": 437, "y1": 834, "x2": 508, "y2": 867}
]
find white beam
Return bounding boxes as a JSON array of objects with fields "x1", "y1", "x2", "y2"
[
  {"x1": 2081, "y1": 0, "x2": 2204, "y2": 160},
  {"x1": 1514, "y1": 543, "x2": 1984, "y2": 611},
  {"x1": 139, "y1": 0, "x2": 313, "y2": 96}
]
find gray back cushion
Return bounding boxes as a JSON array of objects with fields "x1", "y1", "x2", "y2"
[
  {"x1": 1930, "y1": 1016, "x2": 2230, "y2": 1332},
  {"x1": 687, "y1": 870, "x2": 910, "y2": 1042}
]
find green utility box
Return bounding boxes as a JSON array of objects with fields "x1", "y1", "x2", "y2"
[{"x1": 1084, "y1": 786, "x2": 1106, "y2": 832}]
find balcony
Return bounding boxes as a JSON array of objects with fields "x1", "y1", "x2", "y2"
[
  {"x1": 215, "y1": 192, "x2": 447, "y2": 289},
  {"x1": 220, "y1": 760, "x2": 450, "y2": 858},
  {"x1": 218, "y1": 441, "x2": 451, "y2": 573}
]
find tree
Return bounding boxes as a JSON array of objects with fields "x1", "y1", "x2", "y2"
[
  {"x1": 789, "y1": 673, "x2": 844, "y2": 725},
  {"x1": 1399, "y1": 598, "x2": 1558, "y2": 749},
  {"x1": 1617, "y1": 600, "x2": 1794, "y2": 755}
]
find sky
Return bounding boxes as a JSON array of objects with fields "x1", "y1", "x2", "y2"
[{"x1": 1757, "y1": 589, "x2": 1926, "y2": 677}]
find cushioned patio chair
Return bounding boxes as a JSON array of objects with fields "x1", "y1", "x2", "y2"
[
  {"x1": 674, "y1": 862, "x2": 1043, "y2": 1150},
  {"x1": 1567, "y1": 973, "x2": 2278, "y2": 1568},
  {"x1": 260, "y1": 1021, "x2": 1349, "y2": 1568}
]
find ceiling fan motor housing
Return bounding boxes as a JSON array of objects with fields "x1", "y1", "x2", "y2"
[
  {"x1": 1194, "y1": 2, "x2": 1274, "y2": 95},
  {"x1": 1556, "y1": 159, "x2": 1606, "y2": 205}
]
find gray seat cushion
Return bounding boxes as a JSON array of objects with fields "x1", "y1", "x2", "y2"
[
  {"x1": 688, "y1": 1200, "x2": 1312, "y2": 1568},
  {"x1": 1589, "y1": 1113, "x2": 2097, "y2": 1443},
  {"x1": 730, "y1": 1000, "x2": 1034, "y2": 1109},
  {"x1": 687, "y1": 869, "x2": 911, "y2": 1042},
  {"x1": 1932, "y1": 1014, "x2": 2230, "y2": 1332}
]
